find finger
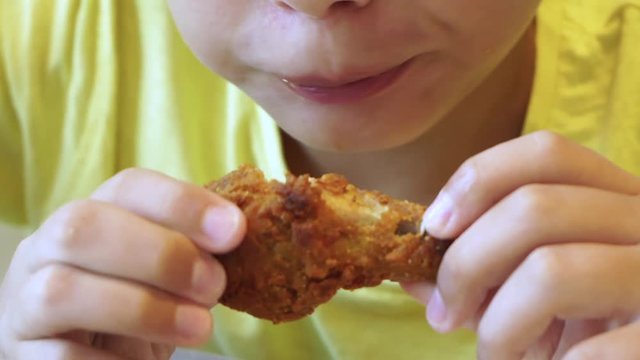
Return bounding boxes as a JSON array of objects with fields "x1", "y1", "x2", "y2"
[
  {"x1": 431, "y1": 185, "x2": 640, "y2": 331},
  {"x1": 91, "y1": 168, "x2": 246, "y2": 253},
  {"x1": 400, "y1": 281, "x2": 435, "y2": 305},
  {"x1": 17, "y1": 339, "x2": 123, "y2": 360},
  {"x1": 521, "y1": 318, "x2": 564, "y2": 360},
  {"x1": 476, "y1": 243, "x2": 640, "y2": 360},
  {"x1": 13, "y1": 264, "x2": 212, "y2": 346},
  {"x1": 421, "y1": 131, "x2": 640, "y2": 239},
  {"x1": 552, "y1": 319, "x2": 610, "y2": 357},
  {"x1": 90, "y1": 336, "x2": 175, "y2": 360},
  {"x1": 562, "y1": 321, "x2": 640, "y2": 360},
  {"x1": 28, "y1": 200, "x2": 225, "y2": 306}
]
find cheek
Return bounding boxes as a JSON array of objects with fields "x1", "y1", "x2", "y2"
[
  {"x1": 168, "y1": 0, "x2": 251, "y2": 79},
  {"x1": 436, "y1": 0, "x2": 540, "y2": 60},
  {"x1": 166, "y1": 0, "x2": 540, "y2": 152}
]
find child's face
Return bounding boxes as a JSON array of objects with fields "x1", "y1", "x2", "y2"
[{"x1": 168, "y1": 0, "x2": 540, "y2": 151}]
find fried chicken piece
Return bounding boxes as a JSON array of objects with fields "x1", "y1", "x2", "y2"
[{"x1": 207, "y1": 165, "x2": 449, "y2": 323}]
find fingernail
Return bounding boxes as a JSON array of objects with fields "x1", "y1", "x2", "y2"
[
  {"x1": 421, "y1": 192, "x2": 453, "y2": 235},
  {"x1": 175, "y1": 305, "x2": 211, "y2": 341},
  {"x1": 427, "y1": 289, "x2": 449, "y2": 332},
  {"x1": 192, "y1": 258, "x2": 225, "y2": 303},
  {"x1": 201, "y1": 205, "x2": 243, "y2": 246}
]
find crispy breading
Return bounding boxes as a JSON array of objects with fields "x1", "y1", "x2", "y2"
[{"x1": 207, "y1": 165, "x2": 449, "y2": 323}]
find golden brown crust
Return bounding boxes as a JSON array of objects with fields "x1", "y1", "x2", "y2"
[{"x1": 207, "y1": 165, "x2": 448, "y2": 323}]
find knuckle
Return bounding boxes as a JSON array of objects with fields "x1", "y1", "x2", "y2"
[
  {"x1": 112, "y1": 167, "x2": 148, "y2": 185},
  {"x1": 46, "y1": 200, "x2": 99, "y2": 253},
  {"x1": 116, "y1": 167, "x2": 200, "y2": 216},
  {"x1": 521, "y1": 246, "x2": 564, "y2": 290},
  {"x1": 95, "y1": 167, "x2": 154, "y2": 200},
  {"x1": 530, "y1": 130, "x2": 568, "y2": 157},
  {"x1": 17, "y1": 266, "x2": 77, "y2": 336},
  {"x1": 31, "y1": 265, "x2": 78, "y2": 313},
  {"x1": 508, "y1": 184, "x2": 553, "y2": 224}
]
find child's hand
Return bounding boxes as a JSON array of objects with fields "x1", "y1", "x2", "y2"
[
  {"x1": 404, "y1": 131, "x2": 640, "y2": 360},
  {"x1": 0, "y1": 169, "x2": 246, "y2": 359}
]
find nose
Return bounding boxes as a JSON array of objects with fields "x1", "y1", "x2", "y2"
[{"x1": 276, "y1": 0, "x2": 371, "y2": 18}]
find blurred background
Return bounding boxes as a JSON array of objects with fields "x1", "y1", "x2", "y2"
[{"x1": 0, "y1": 223, "x2": 25, "y2": 278}]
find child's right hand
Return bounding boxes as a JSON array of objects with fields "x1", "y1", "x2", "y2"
[{"x1": 0, "y1": 169, "x2": 246, "y2": 359}]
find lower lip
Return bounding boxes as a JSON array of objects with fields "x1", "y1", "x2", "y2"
[{"x1": 282, "y1": 59, "x2": 412, "y2": 105}]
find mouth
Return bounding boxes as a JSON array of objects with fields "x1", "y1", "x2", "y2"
[{"x1": 280, "y1": 58, "x2": 414, "y2": 105}]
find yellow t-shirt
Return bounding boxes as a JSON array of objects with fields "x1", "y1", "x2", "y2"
[{"x1": 1, "y1": 0, "x2": 639, "y2": 359}]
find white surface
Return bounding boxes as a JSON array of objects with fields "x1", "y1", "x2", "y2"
[{"x1": 0, "y1": 223, "x2": 26, "y2": 279}]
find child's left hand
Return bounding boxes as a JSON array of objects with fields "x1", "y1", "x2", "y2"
[{"x1": 403, "y1": 131, "x2": 640, "y2": 360}]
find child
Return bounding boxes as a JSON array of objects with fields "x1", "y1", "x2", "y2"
[{"x1": 1, "y1": 0, "x2": 639, "y2": 359}]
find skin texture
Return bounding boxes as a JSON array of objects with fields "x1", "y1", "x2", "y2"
[
  {"x1": 1, "y1": 1, "x2": 640, "y2": 359},
  {"x1": 404, "y1": 131, "x2": 640, "y2": 359},
  {"x1": 0, "y1": 169, "x2": 247, "y2": 359},
  {"x1": 208, "y1": 165, "x2": 448, "y2": 323},
  {"x1": 167, "y1": 0, "x2": 540, "y2": 152}
]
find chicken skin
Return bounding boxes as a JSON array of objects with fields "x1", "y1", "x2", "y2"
[{"x1": 207, "y1": 165, "x2": 449, "y2": 323}]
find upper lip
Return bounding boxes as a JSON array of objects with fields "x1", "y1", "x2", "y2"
[{"x1": 280, "y1": 58, "x2": 413, "y2": 88}]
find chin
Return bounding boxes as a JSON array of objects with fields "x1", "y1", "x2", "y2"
[{"x1": 274, "y1": 107, "x2": 438, "y2": 153}]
